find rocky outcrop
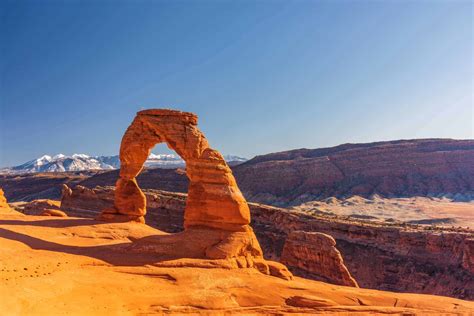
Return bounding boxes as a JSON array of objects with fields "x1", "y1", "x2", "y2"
[
  {"x1": 59, "y1": 185, "x2": 474, "y2": 299},
  {"x1": 101, "y1": 109, "x2": 251, "y2": 232},
  {"x1": 281, "y1": 231, "x2": 358, "y2": 287},
  {"x1": 96, "y1": 109, "x2": 291, "y2": 280},
  {"x1": 234, "y1": 139, "x2": 474, "y2": 205},
  {"x1": 62, "y1": 184, "x2": 186, "y2": 232},
  {"x1": 0, "y1": 188, "x2": 12, "y2": 213},
  {"x1": 251, "y1": 204, "x2": 474, "y2": 300},
  {"x1": 21, "y1": 199, "x2": 61, "y2": 215},
  {"x1": 3, "y1": 213, "x2": 473, "y2": 315},
  {"x1": 40, "y1": 209, "x2": 67, "y2": 217},
  {"x1": 8, "y1": 198, "x2": 67, "y2": 217},
  {"x1": 0, "y1": 172, "x2": 93, "y2": 202}
]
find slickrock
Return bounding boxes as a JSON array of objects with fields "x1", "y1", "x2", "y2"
[
  {"x1": 1, "y1": 214, "x2": 473, "y2": 315},
  {"x1": 281, "y1": 231, "x2": 358, "y2": 287},
  {"x1": 60, "y1": 185, "x2": 474, "y2": 299},
  {"x1": 97, "y1": 109, "x2": 290, "y2": 279}
]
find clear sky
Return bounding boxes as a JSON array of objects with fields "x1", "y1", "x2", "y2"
[{"x1": 1, "y1": 0, "x2": 472, "y2": 167}]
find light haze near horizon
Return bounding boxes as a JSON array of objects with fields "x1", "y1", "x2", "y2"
[{"x1": 1, "y1": 0, "x2": 472, "y2": 167}]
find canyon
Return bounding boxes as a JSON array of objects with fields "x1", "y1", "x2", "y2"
[
  {"x1": 2, "y1": 137, "x2": 474, "y2": 303},
  {"x1": 1, "y1": 109, "x2": 473, "y2": 315},
  {"x1": 58, "y1": 184, "x2": 474, "y2": 300}
]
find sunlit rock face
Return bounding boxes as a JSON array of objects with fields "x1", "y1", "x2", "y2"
[
  {"x1": 280, "y1": 231, "x2": 358, "y2": 287},
  {"x1": 0, "y1": 188, "x2": 12, "y2": 213},
  {"x1": 100, "y1": 109, "x2": 250, "y2": 231},
  {"x1": 97, "y1": 109, "x2": 291, "y2": 279}
]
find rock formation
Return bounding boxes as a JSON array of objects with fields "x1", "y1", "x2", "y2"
[
  {"x1": 97, "y1": 109, "x2": 290, "y2": 279},
  {"x1": 61, "y1": 185, "x2": 474, "y2": 299},
  {"x1": 0, "y1": 188, "x2": 12, "y2": 213},
  {"x1": 234, "y1": 139, "x2": 474, "y2": 206},
  {"x1": 0, "y1": 171, "x2": 90, "y2": 202},
  {"x1": 281, "y1": 231, "x2": 358, "y2": 287},
  {"x1": 99, "y1": 109, "x2": 251, "y2": 231},
  {"x1": 22, "y1": 199, "x2": 61, "y2": 214},
  {"x1": 2, "y1": 213, "x2": 473, "y2": 315},
  {"x1": 62, "y1": 184, "x2": 186, "y2": 232}
]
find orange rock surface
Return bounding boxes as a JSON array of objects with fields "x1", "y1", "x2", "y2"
[
  {"x1": 0, "y1": 188, "x2": 11, "y2": 213},
  {"x1": 1, "y1": 213, "x2": 472, "y2": 315},
  {"x1": 281, "y1": 231, "x2": 358, "y2": 287},
  {"x1": 101, "y1": 109, "x2": 251, "y2": 230},
  {"x1": 98, "y1": 109, "x2": 287, "y2": 278}
]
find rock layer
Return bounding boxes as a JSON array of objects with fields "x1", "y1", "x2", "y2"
[
  {"x1": 281, "y1": 231, "x2": 358, "y2": 287},
  {"x1": 5, "y1": 139, "x2": 472, "y2": 205},
  {"x1": 234, "y1": 139, "x2": 474, "y2": 205}
]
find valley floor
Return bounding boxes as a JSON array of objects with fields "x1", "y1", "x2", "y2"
[{"x1": 291, "y1": 195, "x2": 474, "y2": 229}]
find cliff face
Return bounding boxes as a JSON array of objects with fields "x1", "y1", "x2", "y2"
[
  {"x1": 234, "y1": 139, "x2": 474, "y2": 205},
  {"x1": 250, "y1": 204, "x2": 474, "y2": 300},
  {"x1": 59, "y1": 185, "x2": 473, "y2": 299},
  {"x1": 3, "y1": 139, "x2": 473, "y2": 206}
]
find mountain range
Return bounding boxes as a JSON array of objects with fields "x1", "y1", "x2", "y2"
[{"x1": 0, "y1": 153, "x2": 247, "y2": 174}]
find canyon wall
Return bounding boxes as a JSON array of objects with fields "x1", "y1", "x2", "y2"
[
  {"x1": 234, "y1": 139, "x2": 474, "y2": 205},
  {"x1": 59, "y1": 185, "x2": 473, "y2": 299},
  {"x1": 3, "y1": 139, "x2": 473, "y2": 206}
]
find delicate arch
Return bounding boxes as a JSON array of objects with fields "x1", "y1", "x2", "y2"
[{"x1": 102, "y1": 109, "x2": 250, "y2": 231}]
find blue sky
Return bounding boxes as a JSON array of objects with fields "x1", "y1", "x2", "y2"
[{"x1": 1, "y1": 0, "x2": 472, "y2": 167}]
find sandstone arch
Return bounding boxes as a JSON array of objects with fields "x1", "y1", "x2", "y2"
[{"x1": 99, "y1": 109, "x2": 251, "y2": 231}]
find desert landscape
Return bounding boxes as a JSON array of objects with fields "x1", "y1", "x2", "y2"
[
  {"x1": 2, "y1": 1, "x2": 472, "y2": 315},
  {"x1": 1, "y1": 109, "x2": 473, "y2": 315}
]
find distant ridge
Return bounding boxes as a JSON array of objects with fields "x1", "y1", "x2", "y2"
[{"x1": 0, "y1": 153, "x2": 247, "y2": 174}]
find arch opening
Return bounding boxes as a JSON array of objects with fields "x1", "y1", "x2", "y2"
[{"x1": 136, "y1": 143, "x2": 188, "y2": 233}]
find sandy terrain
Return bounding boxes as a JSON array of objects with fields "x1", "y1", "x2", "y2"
[
  {"x1": 0, "y1": 213, "x2": 473, "y2": 315},
  {"x1": 292, "y1": 196, "x2": 474, "y2": 229}
]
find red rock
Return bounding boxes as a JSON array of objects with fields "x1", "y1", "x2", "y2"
[
  {"x1": 281, "y1": 231, "x2": 358, "y2": 287},
  {"x1": 40, "y1": 209, "x2": 68, "y2": 217},
  {"x1": 0, "y1": 187, "x2": 12, "y2": 213},
  {"x1": 100, "y1": 109, "x2": 251, "y2": 231},
  {"x1": 95, "y1": 109, "x2": 290, "y2": 279},
  {"x1": 61, "y1": 185, "x2": 474, "y2": 299},
  {"x1": 234, "y1": 139, "x2": 474, "y2": 205},
  {"x1": 22, "y1": 199, "x2": 61, "y2": 215}
]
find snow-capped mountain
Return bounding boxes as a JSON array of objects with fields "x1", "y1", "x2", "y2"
[{"x1": 0, "y1": 153, "x2": 247, "y2": 174}]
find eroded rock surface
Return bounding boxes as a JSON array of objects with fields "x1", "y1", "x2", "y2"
[
  {"x1": 2, "y1": 214, "x2": 472, "y2": 315},
  {"x1": 0, "y1": 188, "x2": 12, "y2": 213},
  {"x1": 100, "y1": 109, "x2": 251, "y2": 231},
  {"x1": 281, "y1": 231, "x2": 358, "y2": 287},
  {"x1": 60, "y1": 185, "x2": 474, "y2": 299},
  {"x1": 96, "y1": 109, "x2": 290, "y2": 279}
]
